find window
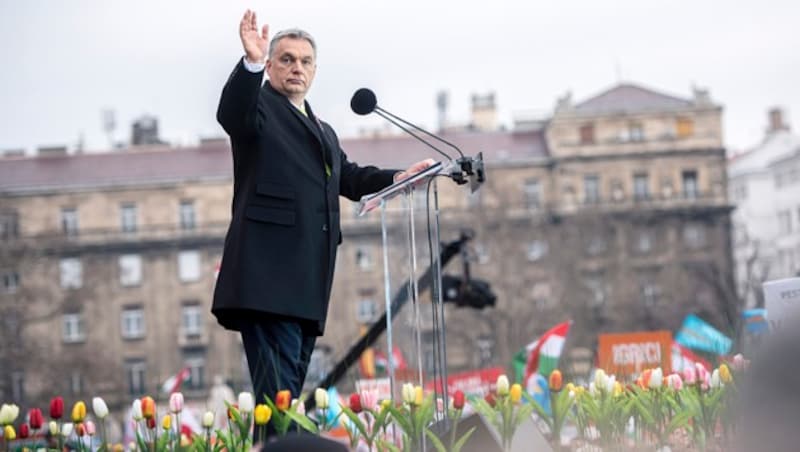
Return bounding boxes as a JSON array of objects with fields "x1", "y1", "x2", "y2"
[
  {"x1": 0, "y1": 210, "x2": 19, "y2": 240},
  {"x1": 185, "y1": 355, "x2": 206, "y2": 390},
  {"x1": 579, "y1": 123, "x2": 595, "y2": 144},
  {"x1": 62, "y1": 313, "x2": 85, "y2": 343},
  {"x1": 356, "y1": 299, "x2": 378, "y2": 323},
  {"x1": 179, "y1": 201, "x2": 196, "y2": 230},
  {"x1": 181, "y1": 303, "x2": 203, "y2": 336},
  {"x1": 583, "y1": 175, "x2": 600, "y2": 204},
  {"x1": 583, "y1": 273, "x2": 606, "y2": 307},
  {"x1": 524, "y1": 179, "x2": 541, "y2": 210},
  {"x1": 610, "y1": 180, "x2": 625, "y2": 202},
  {"x1": 629, "y1": 123, "x2": 644, "y2": 142},
  {"x1": 633, "y1": 173, "x2": 649, "y2": 200},
  {"x1": 634, "y1": 230, "x2": 654, "y2": 254},
  {"x1": 778, "y1": 210, "x2": 792, "y2": 234},
  {"x1": 526, "y1": 240, "x2": 549, "y2": 262},
  {"x1": 2, "y1": 270, "x2": 19, "y2": 294},
  {"x1": 59, "y1": 258, "x2": 83, "y2": 289},
  {"x1": 120, "y1": 203, "x2": 138, "y2": 233},
  {"x1": 683, "y1": 223, "x2": 707, "y2": 249},
  {"x1": 640, "y1": 281, "x2": 661, "y2": 306},
  {"x1": 532, "y1": 282, "x2": 552, "y2": 309},
  {"x1": 676, "y1": 118, "x2": 694, "y2": 138},
  {"x1": 119, "y1": 254, "x2": 142, "y2": 286},
  {"x1": 11, "y1": 371, "x2": 24, "y2": 403},
  {"x1": 125, "y1": 359, "x2": 147, "y2": 396},
  {"x1": 70, "y1": 371, "x2": 83, "y2": 396},
  {"x1": 585, "y1": 235, "x2": 608, "y2": 256},
  {"x1": 178, "y1": 250, "x2": 201, "y2": 282},
  {"x1": 121, "y1": 306, "x2": 145, "y2": 339},
  {"x1": 475, "y1": 336, "x2": 494, "y2": 368},
  {"x1": 61, "y1": 208, "x2": 79, "y2": 236},
  {"x1": 474, "y1": 242, "x2": 490, "y2": 264},
  {"x1": 355, "y1": 246, "x2": 373, "y2": 271},
  {"x1": 682, "y1": 170, "x2": 698, "y2": 199}
]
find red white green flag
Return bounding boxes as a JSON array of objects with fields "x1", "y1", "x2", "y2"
[{"x1": 522, "y1": 320, "x2": 572, "y2": 382}]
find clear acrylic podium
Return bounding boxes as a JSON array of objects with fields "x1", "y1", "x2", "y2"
[{"x1": 357, "y1": 160, "x2": 458, "y2": 422}]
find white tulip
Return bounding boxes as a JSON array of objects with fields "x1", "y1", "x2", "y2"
[
  {"x1": 202, "y1": 411, "x2": 214, "y2": 428},
  {"x1": 593, "y1": 369, "x2": 607, "y2": 392},
  {"x1": 402, "y1": 383, "x2": 415, "y2": 404},
  {"x1": 238, "y1": 392, "x2": 254, "y2": 413},
  {"x1": 61, "y1": 423, "x2": 74, "y2": 437},
  {"x1": 649, "y1": 368, "x2": 664, "y2": 389},
  {"x1": 710, "y1": 369, "x2": 721, "y2": 389},
  {"x1": 49, "y1": 421, "x2": 59, "y2": 436},
  {"x1": 315, "y1": 388, "x2": 329, "y2": 410},
  {"x1": 0, "y1": 404, "x2": 19, "y2": 425},
  {"x1": 605, "y1": 375, "x2": 616, "y2": 394},
  {"x1": 496, "y1": 375, "x2": 510, "y2": 396},
  {"x1": 92, "y1": 397, "x2": 109, "y2": 419},
  {"x1": 131, "y1": 399, "x2": 143, "y2": 421}
]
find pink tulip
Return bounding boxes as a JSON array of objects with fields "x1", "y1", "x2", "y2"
[
  {"x1": 668, "y1": 373, "x2": 683, "y2": 390},
  {"x1": 683, "y1": 366, "x2": 697, "y2": 385},
  {"x1": 169, "y1": 392, "x2": 184, "y2": 414},
  {"x1": 360, "y1": 389, "x2": 379, "y2": 412},
  {"x1": 85, "y1": 421, "x2": 96, "y2": 436},
  {"x1": 732, "y1": 353, "x2": 746, "y2": 372}
]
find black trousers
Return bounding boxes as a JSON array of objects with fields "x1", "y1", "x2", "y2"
[{"x1": 239, "y1": 313, "x2": 317, "y2": 439}]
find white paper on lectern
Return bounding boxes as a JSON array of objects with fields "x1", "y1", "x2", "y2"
[
  {"x1": 356, "y1": 160, "x2": 455, "y2": 216},
  {"x1": 763, "y1": 277, "x2": 800, "y2": 332}
]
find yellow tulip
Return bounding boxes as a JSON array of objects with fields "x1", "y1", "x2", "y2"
[
  {"x1": 254, "y1": 404, "x2": 272, "y2": 425},
  {"x1": 414, "y1": 386, "x2": 424, "y2": 406},
  {"x1": 565, "y1": 382, "x2": 575, "y2": 393},
  {"x1": 380, "y1": 399, "x2": 392, "y2": 410},
  {"x1": 719, "y1": 364, "x2": 733, "y2": 384},
  {"x1": 613, "y1": 381, "x2": 623, "y2": 397},
  {"x1": 71, "y1": 401, "x2": 87, "y2": 423},
  {"x1": 161, "y1": 415, "x2": 171, "y2": 431},
  {"x1": 4, "y1": 425, "x2": 16, "y2": 441},
  {"x1": 510, "y1": 383, "x2": 523, "y2": 403}
]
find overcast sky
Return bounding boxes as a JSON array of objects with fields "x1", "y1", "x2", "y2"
[{"x1": 1, "y1": 0, "x2": 798, "y2": 155}]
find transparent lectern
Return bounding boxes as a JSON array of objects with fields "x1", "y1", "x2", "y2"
[{"x1": 356, "y1": 159, "x2": 467, "y2": 422}]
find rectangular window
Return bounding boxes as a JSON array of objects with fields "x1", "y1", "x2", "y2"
[
  {"x1": 61, "y1": 208, "x2": 79, "y2": 236},
  {"x1": 526, "y1": 240, "x2": 549, "y2": 262},
  {"x1": 2, "y1": 270, "x2": 20, "y2": 294},
  {"x1": 70, "y1": 371, "x2": 83, "y2": 396},
  {"x1": 356, "y1": 299, "x2": 378, "y2": 323},
  {"x1": 120, "y1": 203, "x2": 138, "y2": 233},
  {"x1": 584, "y1": 175, "x2": 600, "y2": 204},
  {"x1": 579, "y1": 123, "x2": 595, "y2": 144},
  {"x1": 121, "y1": 306, "x2": 145, "y2": 339},
  {"x1": 179, "y1": 201, "x2": 196, "y2": 230},
  {"x1": 641, "y1": 281, "x2": 661, "y2": 306},
  {"x1": 524, "y1": 179, "x2": 541, "y2": 210},
  {"x1": 182, "y1": 302, "x2": 203, "y2": 336},
  {"x1": 62, "y1": 313, "x2": 85, "y2": 343},
  {"x1": 11, "y1": 371, "x2": 24, "y2": 402},
  {"x1": 185, "y1": 356, "x2": 206, "y2": 390},
  {"x1": 355, "y1": 246, "x2": 373, "y2": 271},
  {"x1": 629, "y1": 123, "x2": 644, "y2": 142},
  {"x1": 119, "y1": 254, "x2": 143, "y2": 287},
  {"x1": 676, "y1": 117, "x2": 694, "y2": 138},
  {"x1": 634, "y1": 230, "x2": 654, "y2": 254},
  {"x1": 125, "y1": 359, "x2": 147, "y2": 396},
  {"x1": 178, "y1": 250, "x2": 201, "y2": 282},
  {"x1": 0, "y1": 210, "x2": 19, "y2": 240},
  {"x1": 59, "y1": 257, "x2": 83, "y2": 289},
  {"x1": 582, "y1": 273, "x2": 606, "y2": 307},
  {"x1": 633, "y1": 173, "x2": 650, "y2": 201},
  {"x1": 683, "y1": 223, "x2": 707, "y2": 249},
  {"x1": 682, "y1": 170, "x2": 699, "y2": 199}
]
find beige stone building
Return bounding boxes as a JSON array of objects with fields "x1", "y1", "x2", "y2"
[{"x1": 0, "y1": 82, "x2": 735, "y2": 410}]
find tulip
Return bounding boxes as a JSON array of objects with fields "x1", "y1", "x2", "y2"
[
  {"x1": 719, "y1": 364, "x2": 733, "y2": 384},
  {"x1": 349, "y1": 393, "x2": 363, "y2": 413},
  {"x1": 202, "y1": 411, "x2": 214, "y2": 429},
  {"x1": 649, "y1": 368, "x2": 663, "y2": 389},
  {"x1": 85, "y1": 421, "x2": 96, "y2": 436},
  {"x1": 496, "y1": 375, "x2": 510, "y2": 396},
  {"x1": 565, "y1": 383, "x2": 575, "y2": 393},
  {"x1": 131, "y1": 399, "x2": 143, "y2": 421},
  {"x1": 49, "y1": 420, "x2": 58, "y2": 436},
  {"x1": 548, "y1": 370, "x2": 563, "y2": 392},
  {"x1": 574, "y1": 385, "x2": 586, "y2": 396},
  {"x1": 453, "y1": 390, "x2": 465, "y2": 410},
  {"x1": 605, "y1": 375, "x2": 617, "y2": 394},
  {"x1": 380, "y1": 399, "x2": 392, "y2": 410},
  {"x1": 710, "y1": 369, "x2": 721, "y2": 389},
  {"x1": 28, "y1": 408, "x2": 44, "y2": 430},
  {"x1": 667, "y1": 373, "x2": 683, "y2": 391},
  {"x1": 484, "y1": 392, "x2": 497, "y2": 407},
  {"x1": 92, "y1": 397, "x2": 109, "y2": 419},
  {"x1": 162, "y1": 415, "x2": 172, "y2": 431},
  {"x1": 414, "y1": 386, "x2": 424, "y2": 406},
  {"x1": 275, "y1": 390, "x2": 291, "y2": 411},
  {"x1": 0, "y1": 404, "x2": 19, "y2": 425},
  {"x1": 226, "y1": 404, "x2": 239, "y2": 420},
  {"x1": 71, "y1": 401, "x2": 87, "y2": 423},
  {"x1": 593, "y1": 369, "x2": 607, "y2": 391},
  {"x1": 61, "y1": 422, "x2": 73, "y2": 437},
  {"x1": 49, "y1": 397, "x2": 64, "y2": 420},
  {"x1": 146, "y1": 417, "x2": 156, "y2": 430},
  {"x1": 76, "y1": 423, "x2": 86, "y2": 437},
  {"x1": 695, "y1": 362, "x2": 709, "y2": 384},
  {"x1": 3, "y1": 425, "x2": 15, "y2": 441},
  {"x1": 315, "y1": 388, "x2": 329, "y2": 410},
  {"x1": 732, "y1": 353, "x2": 745, "y2": 372},
  {"x1": 238, "y1": 392, "x2": 254, "y2": 413},
  {"x1": 140, "y1": 396, "x2": 156, "y2": 420},
  {"x1": 510, "y1": 383, "x2": 523, "y2": 403},
  {"x1": 254, "y1": 405, "x2": 271, "y2": 425},
  {"x1": 613, "y1": 381, "x2": 624, "y2": 397},
  {"x1": 291, "y1": 399, "x2": 306, "y2": 416},
  {"x1": 401, "y1": 383, "x2": 415, "y2": 404},
  {"x1": 169, "y1": 392, "x2": 184, "y2": 414},
  {"x1": 683, "y1": 366, "x2": 697, "y2": 385},
  {"x1": 19, "y1": 423, "x2": 30, "y2": 439}
]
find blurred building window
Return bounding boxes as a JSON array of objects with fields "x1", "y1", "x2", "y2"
[
  {"x1": 526, "y1": 240, "x2": 549, "y2": 261},
  {"x1": 121, "y1": 306, "x2": 145, "y2": 339},
  {"x1": 634, "y1": 230, "x2": 654, "y2": 254},
  {"x1": 682, "y1": 170, "x2": 699, "y2": 199},
  {"x1": 120, "y1": 203, "x2": 138, "y2": 233},
  {"x1": 185, "y1": 355, "x2": 206, "y2": 390},
  {"x1": 0, "y1": 210, "x2": 19, "y2": 240},
  {"x1": 179, "y1": 200, "x2": 196, "y2": 230},
  {"x1": 584, "y1": 175, "x2": 600, "y2": 204},
  {"x1": 582, "y1": 273, "x2": 607, "y2": 306},
  {"x1": 629, "y1": 123, "x2": 644, "y2": 142},
  {"x1": 585, "y1": 235, "x2": 608, "y2": 256},
  {"x1": 579, "y1": 123, "x2": 595, "y2": 144},
  {"x1": 178, "y1": 250, "x2": 201, "y2": 282},
  {"x1": 474, "y1": 242, "x2": 490, "y2": 264},
  {"x1": 11, "y1": 371, "x2": 24, "y2": 403},
  {"x1": 683, "y1": 223, "x2": 707, "y2": 249},
  {"x1": 62, "y1": 313, "x2": 85, "y2": 343},
  {"x1": 182, "y1": 302, "x2": 203, "y2": 336},
  {"x1": 119, "y1": 254, "x2": 142, "y2": 286},
  {"x1": 633, "y1": 173, "x2": 650, "y2": 200},
  {"x1": 524, "y1": 179, "x2": 541, "y2": 210},
  {"x1": 2, "y1": 270, "x2": 19, "y2": 294},
  {"x1": 676, "y1": 117, "x2": 694, "y2": 138},
  {"x1": 355, "y1": 246, "x2": 373, "y2": 271},
  {"x1": 125, "y1": 358, "x2": 147, "y2": 396},
  {"x1": 640, "y1": 281, "x2": 661, "y2": 306},
  {"x1": 61, "y1": 207, "x2": 79, "y2": 236},
  {"x1": 70, "y1": 371, "x2": 83, "y2": 396},
  {"x1": 60, "y1": 257, "x2": 83, "y2": 289},
  {"x1": 356, "y1": 299, "x2": 377, "y2": 323}
]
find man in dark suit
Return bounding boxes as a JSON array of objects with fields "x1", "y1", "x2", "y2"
[{"x1": 212, "y1": 9, "x2": 434, "y2": 437}]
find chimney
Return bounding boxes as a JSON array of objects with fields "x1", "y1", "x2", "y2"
[
  {"x1": 436, "y1": 90, "x2": 449, "y2": 132},
  {"x1": 131, "y1": 115, "x2": 166, "y2": 146},
  {"x1": 470, "y1": 92, "x2": 497, "y2": 132},
  {"x1": 37, "y1": 145, "x2": 68, "y2": 157},
  {"x1": 2, "y1": 149, "x2": 25, "y2": 159},
  {"x1": 767, "y1": 107, "x2": 789, "y2": 134}
]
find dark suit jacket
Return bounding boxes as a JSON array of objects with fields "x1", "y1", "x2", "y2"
[{"x1": 212, "y1": 59, "x2": 396, "y2": 335}]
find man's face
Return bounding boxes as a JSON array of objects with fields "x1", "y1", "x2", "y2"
[{"x1": 266, "y1": 37, "x2": 316, "y2": 102}]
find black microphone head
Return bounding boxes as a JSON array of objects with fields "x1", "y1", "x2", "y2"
[{"x1": 351, "y1": 88, "x2": 377, "y2": 115}]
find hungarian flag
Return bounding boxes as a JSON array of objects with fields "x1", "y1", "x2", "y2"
[
  {"x1": 374, "y1": 346, "x2": 407, "y2": 374},
  {"x1": 512, "y1": 321, "x2": 572, "y2": 384},
  {"x1": 161, "y1": 367, "x2": 191, "y2": 394}
]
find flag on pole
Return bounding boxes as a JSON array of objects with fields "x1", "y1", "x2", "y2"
[
  {"x1": 161, "y1": 367, "x2": 191, "y2": 394},
  {"x1": 374, "y1": 346, "x2": 407, "y2": 374},
  {"x1": 512, "y1": 321, "x2": 572, "y2": 385}
]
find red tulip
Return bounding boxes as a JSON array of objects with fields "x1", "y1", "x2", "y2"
[
  {"x1": 227, "y1": 403, "x2": 239, "y2": 420},
  {"x1": 146, "y1": 417, "x2": 156, "y2": 430},
  {"x1": 453, "y1": 390, "x2": 465, "y2": 410},
  {"x1": 76, "y1": 423, "x2": 86, "y2": 437},
  {"x1": 28, "y1": 408, "x2": 44, "y2": 429},
  {"x1": 49, "y1": 397, "x2": 64, "y2": 420},
  {"x1": 349, "y1": 393, "x2": 363, "y2": 413},
  {"x1": 140, "y1": 396, "x2": 156, "y2": 420},
  {"x1": 19, "y1": 423, "x2": 30, "y2": 439},
  {"x1": 275, "y1": 390, "x2": 291, "y2": 411},
  {"x1": 484, "y1": 392, "x2": 496, "y2": 408}
]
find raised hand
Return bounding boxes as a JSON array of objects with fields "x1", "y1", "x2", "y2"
[{"x1": 239, "y1": 9, "x2": 269, "y2": 64}]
